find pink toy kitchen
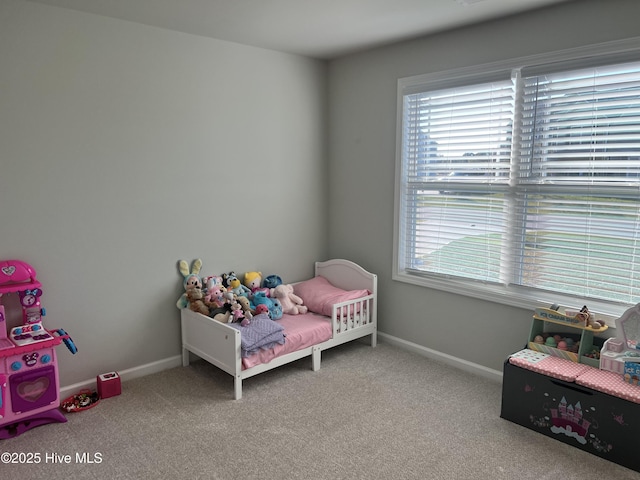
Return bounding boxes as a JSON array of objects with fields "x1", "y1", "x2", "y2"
[{"x1": 0, "y1": 259, "x2": 77, "y2": 438}]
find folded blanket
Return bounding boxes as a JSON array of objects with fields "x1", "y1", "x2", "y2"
[{"x1": 228, "y1": 313, "x2": 286, "y2": 357}]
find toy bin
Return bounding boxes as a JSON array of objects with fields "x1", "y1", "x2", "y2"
[
  {"x1": 501, "y1": 360, "x2": 640, "y2": 472},
  {"x1": 528, "y1": 308, "x2": 606, "y2": 367}
]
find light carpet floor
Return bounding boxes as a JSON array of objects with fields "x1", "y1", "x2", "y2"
[{"x1": 2, "y1": 341, "x2": 639, "y2": 479}]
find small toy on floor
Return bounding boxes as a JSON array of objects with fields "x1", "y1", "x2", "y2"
[
  {"x1": 61, "y1": 390, "x2": 100, "y2": 412},
  {"x1": 97, "y1": 371, "x2": 122, "y2": 398}
]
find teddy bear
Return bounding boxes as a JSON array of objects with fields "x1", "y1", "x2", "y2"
[
  {"x1": 203, "y1": 275, "x2": 222, "y2": 289},
  {"x1": 270, "y1": 284, "x2": 308, "y2": 315},
  {"x1": 204, "y1": 283, "x2": 227, "y2": 310},
  {"x1": 185, "y1": 287, "x2": 210, "y2": 316}
]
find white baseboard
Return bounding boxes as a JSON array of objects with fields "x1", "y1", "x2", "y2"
[
  {"x1": 61, "y1": 336, "x2": 502, "y2": 398},
  {"x1": 60, "y1": 355, "x2": 182, "y2": 398},
  {"x1": 378, "y1": 332, "x2": 503, "y2": 383}
]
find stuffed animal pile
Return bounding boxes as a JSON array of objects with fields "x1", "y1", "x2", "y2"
[{"x1": 176, "y1": 259, "x2": 307, "y2": 326}]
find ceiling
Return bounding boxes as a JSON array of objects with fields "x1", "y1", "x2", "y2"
[{"x1": 27, "y1": 0, "x2": 571, "y2": 59}]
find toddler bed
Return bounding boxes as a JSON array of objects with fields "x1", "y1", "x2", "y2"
[{"x1": 180, "y1": 259, "x2": 377, "y2": 399}]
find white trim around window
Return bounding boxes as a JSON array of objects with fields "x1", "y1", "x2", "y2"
[{"x1": 393, "y1": 37, "x2": 640, "y2": 325}]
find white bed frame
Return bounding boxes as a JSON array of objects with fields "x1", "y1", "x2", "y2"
[{"x1": 180, "y1": 259, "x2": 377, "y2": 399}]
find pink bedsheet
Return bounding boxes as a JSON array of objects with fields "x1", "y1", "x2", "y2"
[{"x1": 242, "y1": 312, "x2": 332, "y2": 369}]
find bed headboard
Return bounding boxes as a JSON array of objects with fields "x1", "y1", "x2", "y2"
[{"x1": 314, "y1": 259, "x2": 377, "y2": 294}]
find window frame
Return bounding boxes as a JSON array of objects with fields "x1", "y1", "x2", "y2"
[{"x1": 393, "y1": 37, "x2": 640, "y2": 324}]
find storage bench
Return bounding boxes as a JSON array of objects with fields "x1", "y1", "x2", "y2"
[{"x1": 501, "y1": 350, "x2": 640, "y2": 473}]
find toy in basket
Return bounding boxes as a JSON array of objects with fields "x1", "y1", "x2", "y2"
[
  {"x1": 534, "y1": 304, "x2": 606, "y2": 330},
  {"x1": 529, "y1": 304, "x2": 608, "y2": 366},
  {"x1": 61, "y1": 389, "x2": 100, "y2": 412},
  {"x1": 601, "y1": 303, "x2": 640, "y2": 377},
  {"x1": 623, "y1": 360, "x2": 640, "y2": 385}
]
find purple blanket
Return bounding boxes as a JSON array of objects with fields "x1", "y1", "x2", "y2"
[{"x1": 228, "y1": 313, "x2": 285, "y2": 357}]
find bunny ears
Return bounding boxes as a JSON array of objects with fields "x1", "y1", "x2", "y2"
[
  {"x1": 179, "y1": 259, "x2": 202, "y2": 278},
  {"x1": 178, "y1": 259, "x2": 203, "y2": 289}
]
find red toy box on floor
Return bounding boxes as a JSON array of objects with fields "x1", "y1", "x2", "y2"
[{"x1": 97, "y1": 371, "x2": 121, "y2": 399}]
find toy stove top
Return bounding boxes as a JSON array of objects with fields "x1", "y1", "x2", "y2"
[
  {"x1": 0, "y1": 322, "x2": 55, "y2": 352},
  {"x1": 9, "y1": 322, "x2": 52, "y2": 347}
]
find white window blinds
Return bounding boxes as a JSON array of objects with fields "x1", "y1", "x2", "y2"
[
  {"x1": 519, "y1": 61, "x2": 640, "y2": 184},
  {"x1": 403, "y1": 78, "x2": 514, "y2": 183},
  {"x1": 400, "y1": 77, "x2": 514, "y2": 284},
  {"x1": 396, "y1": 56, "x2": 640, "y2": 309},
  {"x1": 516, "y1": 60, "x2": 640, "y2": 303}
]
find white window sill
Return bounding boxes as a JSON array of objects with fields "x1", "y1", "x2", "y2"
[{"x1": 393, "y1": 269, "x2": 629, "y2": 329}]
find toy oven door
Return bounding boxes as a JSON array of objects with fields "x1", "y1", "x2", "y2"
[{"x1": 9, "y1": 365, "x2": 57, "y2": 413}]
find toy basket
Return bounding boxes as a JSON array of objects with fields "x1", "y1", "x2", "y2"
[{"x1": 60, "y1": 389, "x2": 100, "y2": 413}]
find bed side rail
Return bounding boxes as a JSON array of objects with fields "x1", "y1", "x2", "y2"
[
  {"x1": 331, "y1": 294, "x2": 375, "y2": 336},
  {"x1": 181, "y1": 309, "x2": 241, "y2": 376}
]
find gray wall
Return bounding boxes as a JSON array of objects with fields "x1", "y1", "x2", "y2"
[
  {"x1": 0, "y1": 0, "x2": 327, "y2": 386},
  {"x1": 327, "y1": 0, "x2": 640, "y2": 372},
  {"x1": 3, "y1": 0, "x2": 640, "y2": 389}
]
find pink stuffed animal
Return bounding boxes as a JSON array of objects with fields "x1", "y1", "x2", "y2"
[
  {"x1": 205, "y1": 284, "x2": 226, "y2": 309},
  {"x1": 270, "y1": 284, "x2": 308, "y2": 315}
]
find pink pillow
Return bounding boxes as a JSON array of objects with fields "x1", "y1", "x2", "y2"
[{"x1": 293, "y1": 275, "x2": 370, "y2": 317}]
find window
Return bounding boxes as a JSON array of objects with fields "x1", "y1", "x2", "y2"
[{"x1": 394, "y1": 42, "x2": 640, "y2": 319}]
